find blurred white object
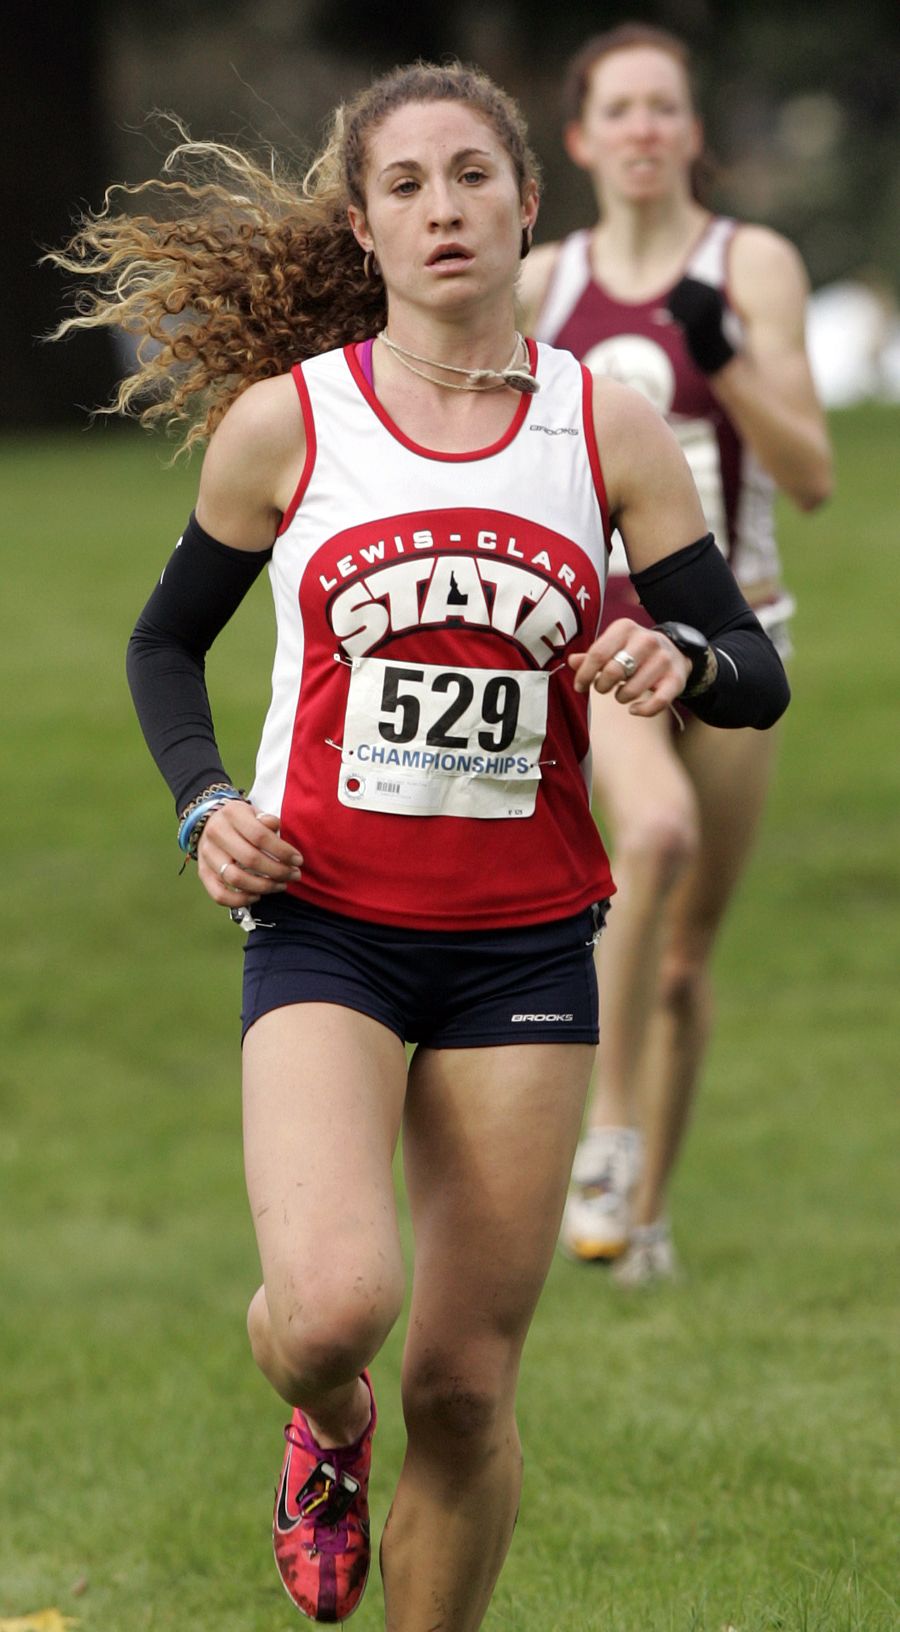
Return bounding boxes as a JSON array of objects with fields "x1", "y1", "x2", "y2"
[
  {"x1": 611, "y1": 1219, "x2": 681, "y2": 1288},
  {"x1": 806, "y1": 279, "x2": 900, "y2": 406},
  {"x1": 558, "y1": 1125, "x2": 642, "y2": 1262}
]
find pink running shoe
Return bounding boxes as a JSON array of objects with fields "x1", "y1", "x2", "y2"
[{"x1": 273, "y1": 1371, "x2": 376, "y2": 1623}]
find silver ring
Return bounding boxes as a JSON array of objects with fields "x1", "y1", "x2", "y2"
[
  {"x1": 611, "y1": 648, "x2": 638, "y2": 679},
  {"x1": 218, "y1": 861, "x2": 230, "y2": 880}
]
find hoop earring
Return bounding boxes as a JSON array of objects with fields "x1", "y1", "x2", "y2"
[
  {"x1": 520, "y1": 226, "x2": 533, "y2": 261},
  {"x1": 363, "y1": 250, "x2": 381, "y2": 281}
]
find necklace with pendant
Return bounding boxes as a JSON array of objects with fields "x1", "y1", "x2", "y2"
[{"x1": 377, "y1": 330, "x2": 540, "y2": 395}]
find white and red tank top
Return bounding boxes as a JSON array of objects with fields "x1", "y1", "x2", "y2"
[
  {"x1": 534, "y1": 218, "x2": 790, "y2": 629},
  {"x1": 249, "y1": 339, "x2": 615, "y2": 930}
]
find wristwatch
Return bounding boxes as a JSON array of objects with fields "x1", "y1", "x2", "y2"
[{"x1": 653, "y1": 621, "x2": 718, "y2": 697}]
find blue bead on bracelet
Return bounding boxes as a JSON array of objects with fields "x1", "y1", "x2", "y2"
[{"x1": 177, "y1": 786, "x2": 245, "y2": 858}]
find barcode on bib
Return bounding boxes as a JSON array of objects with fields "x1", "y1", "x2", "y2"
[{"x1": 377, "y1": 780, "x2": 402, "y2": 795}]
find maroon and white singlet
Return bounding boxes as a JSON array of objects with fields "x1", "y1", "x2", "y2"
[
  {"x1": 248, "y1": 340, "x2": 615, "y2": 930},
  {"x1": 534, "y1": 217, "x2": 794, "y2": 646}
]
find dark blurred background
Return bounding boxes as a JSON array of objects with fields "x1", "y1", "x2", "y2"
[{"x1": 5, "y1": 0, "x2": 899, "y2": 427}]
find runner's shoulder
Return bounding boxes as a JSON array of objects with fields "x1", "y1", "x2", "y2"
[
  {"x1": 519, "y1": 241, "x2": 563, "y2": 329},
  {"x1": 729, "y1": 223, "x2": 810, "y2": 315}
]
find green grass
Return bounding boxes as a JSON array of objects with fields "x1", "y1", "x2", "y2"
[{"x1": 1, "y1": 409, "x2": 897, "y2": 1630}]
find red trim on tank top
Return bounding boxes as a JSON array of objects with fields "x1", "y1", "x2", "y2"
[
  {"x1": 278, "y1": 363, "x2": 317, "y2": 535},
  {"x1": 343, "y1": 338, "x2": 537, "y2": 462},
  {"x1": 580, "y1": 363, "x2": 611, "y2": 547}
]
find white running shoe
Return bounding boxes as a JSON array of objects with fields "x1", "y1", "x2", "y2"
[
  {"x1": 559, "y1": 1126, "x2": 642, "y2": 1262},
  {"x1": 611, "y1": 1220, "x2": 681, "y2": 1288}
]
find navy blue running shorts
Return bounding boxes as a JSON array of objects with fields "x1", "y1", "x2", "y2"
[{"x1": 240, "y1": 895, "x2": 608, "y2": 1049}]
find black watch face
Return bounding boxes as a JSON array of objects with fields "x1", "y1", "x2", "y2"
[{"x1": 661, "y1": 621, "x2": 708, "y2": 655}]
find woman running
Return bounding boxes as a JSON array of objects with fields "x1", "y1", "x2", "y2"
[
  {"x1": 520, "y1": 24, "x2": 831, "y2": 1285},
  {"x1": 52, "y1": 60, "x2": 788, "y2": 1625}
]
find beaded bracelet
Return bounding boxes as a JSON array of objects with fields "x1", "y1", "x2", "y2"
[
  {"x1": 177, "y1": 785, "x2": 245, "y2": 859},
  {"x1": 178, "y1": 782, "x2": 236, "y2": 824}
]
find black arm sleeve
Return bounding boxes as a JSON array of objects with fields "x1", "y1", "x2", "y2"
[
  {"x1": 630, "y1": 534, "x2": 791, "y2": 729},
  {"x1": 125, "y1": 513, "x2": 273, "y2": 813}
]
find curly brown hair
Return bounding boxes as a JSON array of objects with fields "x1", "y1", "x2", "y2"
[{"x1": 47, "y1": 62, "x2": 540, "y2": 454}]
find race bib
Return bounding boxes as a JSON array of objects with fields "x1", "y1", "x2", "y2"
[{"x1": 337, "y1": 655, "x2": 549, "y2": 819}]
